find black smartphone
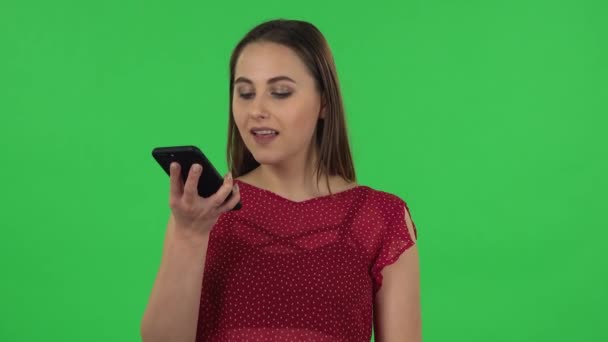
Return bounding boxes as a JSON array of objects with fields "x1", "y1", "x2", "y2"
[{"x1": 152, "y1": 145, "x2": 241, "y2": 211}]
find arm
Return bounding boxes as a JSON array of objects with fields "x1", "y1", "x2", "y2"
[
  {"x1": 140, "y1": 214, "x2": 209, "y2": 342},
  {"x1": 373, "y1": 207, "x2": 421, "y2": 342}
]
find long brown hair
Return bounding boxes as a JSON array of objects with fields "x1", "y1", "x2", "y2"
[{"x1": 226, "y1": 19, "x2": 356, "y2": 194}]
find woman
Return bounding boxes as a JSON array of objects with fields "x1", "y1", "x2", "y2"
[{"x1": 141, "y1": 19, "x2": 421, "y2": 342}]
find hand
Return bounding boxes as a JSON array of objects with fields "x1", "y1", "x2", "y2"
[{"x1": 168, "y1": 162, "x2": 240, "y2": 241}]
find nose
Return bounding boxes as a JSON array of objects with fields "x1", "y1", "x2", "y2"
[{"x1": 248, "y1": 96, "x2": 269, "y2": 119}]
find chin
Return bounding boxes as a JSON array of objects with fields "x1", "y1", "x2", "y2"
[{"x1": 251, "y1": 153, "x2": 282, "y2": 165}]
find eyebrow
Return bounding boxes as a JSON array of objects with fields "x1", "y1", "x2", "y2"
[{"x1": 234, "y1": 76, "x2": 297, "y2": 85}]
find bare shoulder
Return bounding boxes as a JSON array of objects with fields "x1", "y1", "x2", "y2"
[{"x1": 329, "y1": 175, "x2": 359, "y2": 193}]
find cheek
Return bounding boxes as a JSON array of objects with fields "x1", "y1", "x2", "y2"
[
  {"x1": 231, "y1": 105, "x2": 247, "y2": 131},
  {"x1": 232, "y1": 119, "x2": 249, "y2": 145},
  {"x1": 294, "y1": 104, "x2": 321, "y2": 130},
  {"x1": 283, "y1": 112, "x2": 319, "y2": 144}
]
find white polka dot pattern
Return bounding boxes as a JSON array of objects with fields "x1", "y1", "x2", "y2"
[{"x1": 195, "y1": 179, "x2": 417, "y2": 341}]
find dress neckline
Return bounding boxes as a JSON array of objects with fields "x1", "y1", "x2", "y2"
[{"x1": 234, "y1": 179, "x2": 367, "y2": 205}]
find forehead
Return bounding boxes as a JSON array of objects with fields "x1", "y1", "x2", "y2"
[{"x1": 235, "y1": 42, "x2": 311, "y2": 83}]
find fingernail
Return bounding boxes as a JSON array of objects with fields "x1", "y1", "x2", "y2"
[{"x1": 228, "y1": 172, "x2": 233, "y2": 180}]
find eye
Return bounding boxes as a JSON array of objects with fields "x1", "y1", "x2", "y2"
[
  {"x1": 273, "y1": 92, "x2": 292, "y2": 99},
  {"x1": 237, "y1": 92, "x2": 292, "y2": 99}
]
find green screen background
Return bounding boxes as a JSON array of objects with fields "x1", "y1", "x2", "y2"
[{"x1": 1, "y1": 0, "x2": 606, "y2": 341}]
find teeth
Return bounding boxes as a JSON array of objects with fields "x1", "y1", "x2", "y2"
[{"x1": 254, "y1": 130, "x2": 277, "y2": 135}]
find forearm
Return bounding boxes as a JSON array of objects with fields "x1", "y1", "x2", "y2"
[{"x1": 141, "y1": 221, "x2": 209, "y2": 342}]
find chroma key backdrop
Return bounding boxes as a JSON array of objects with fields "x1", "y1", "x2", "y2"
[{"x1": 1, "y1": 1, "x2": 606, "y2": 341}]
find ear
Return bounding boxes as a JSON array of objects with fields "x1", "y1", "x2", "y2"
[{"x1": 319, "y1": 97, "x2": 327, "y2": 120}]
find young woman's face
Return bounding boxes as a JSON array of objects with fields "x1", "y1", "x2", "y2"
[{"x1": 232, "y1": 42, "x2": 325, "y2": 167}]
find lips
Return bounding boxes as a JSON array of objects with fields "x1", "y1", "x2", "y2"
[{"x1": 252, "y1": 131, "x2": 278, "y2": 144}]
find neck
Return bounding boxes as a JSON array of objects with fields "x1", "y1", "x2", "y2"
[{"x1": 254, "y1": 143, "x2": 329, "y2": 200}]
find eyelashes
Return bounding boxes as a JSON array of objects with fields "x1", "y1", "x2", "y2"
[{"x1": 238, "y1": 92, "x2": 292, "y2": 100}]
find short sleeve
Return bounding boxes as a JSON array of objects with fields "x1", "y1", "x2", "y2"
[{"x1": 370, "y1": 196, "x2": 418, "y2": 296}]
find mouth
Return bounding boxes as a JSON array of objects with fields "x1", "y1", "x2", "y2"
[{"x1": 250, "y1": 129, "x2": 279, "y2": 144}]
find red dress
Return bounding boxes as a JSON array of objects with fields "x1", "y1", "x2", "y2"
[{"x1": 195, "y1": 179, "x2": 417, "y2": 341}]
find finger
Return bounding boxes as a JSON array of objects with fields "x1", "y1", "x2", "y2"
[
  {"x1": 169, "y1": 162, "x2": 184, "y2": 198},
  {"x1": 207, "y1": 172, "x2": 234, "y2": 208},
  {"x1": 183, "y1": 163, "x2": 202, "y2": 200},
  {"x1": 216, "y1": 184, "x2": 240, "y2": 213}
]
